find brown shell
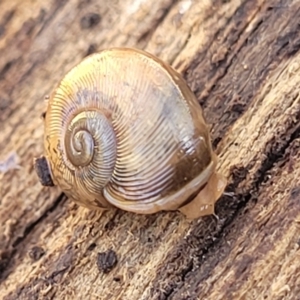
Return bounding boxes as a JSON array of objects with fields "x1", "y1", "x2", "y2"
[{"x1": 41, "y1": 47, "x2": 219, "y2": 214}]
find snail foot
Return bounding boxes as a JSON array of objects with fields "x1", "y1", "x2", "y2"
[{"x1": 179, "y1": 171, "x2": 227, "y2": 219}]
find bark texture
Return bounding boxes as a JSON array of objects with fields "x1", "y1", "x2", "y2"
[{"x1": 0, "y1": 0, "x2": 300, "y2": 299}]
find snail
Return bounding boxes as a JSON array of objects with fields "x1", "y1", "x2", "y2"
[{"x1": 34, "y1": 47, "x2": 226, "y2": 219}]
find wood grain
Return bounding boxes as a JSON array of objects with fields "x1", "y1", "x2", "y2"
[{"x1": 0, "y1": 0, "x2": 299, "y2": 299}]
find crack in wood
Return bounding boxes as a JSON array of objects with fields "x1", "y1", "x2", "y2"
[{"x1": 137, "y1": 0, "x2": 178, "y2": 44}]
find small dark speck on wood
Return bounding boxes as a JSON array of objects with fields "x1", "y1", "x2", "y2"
[
  {"x1": 87, "y1": 242, "x2": 97, "y2": 251},
  {"x1": 80, "y1": 13, "x2": 101, "y2": 29},
  {"x1": 28, "y1": 246, "x2": 45, "y2": 261},
  {"x1": 97, "y1": 249, "x2": 118, "y2": 274}
]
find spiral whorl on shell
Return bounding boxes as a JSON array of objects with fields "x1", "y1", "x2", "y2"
[{"x1": 39, "y1": 48, "x2": 220, "y2": 214}]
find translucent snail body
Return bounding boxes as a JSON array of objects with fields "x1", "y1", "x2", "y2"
[{"x1": 34, "y1": 48, "x2": 226, "y2": 219}]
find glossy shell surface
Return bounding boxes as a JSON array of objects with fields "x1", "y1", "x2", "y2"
[{"x1": 44, "y1": 48, "x2": 215, "y2": 213}]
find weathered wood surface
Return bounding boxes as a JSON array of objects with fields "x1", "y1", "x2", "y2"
[{"x1": 1, "y1": 0, "x2": 300, "y2": 299}]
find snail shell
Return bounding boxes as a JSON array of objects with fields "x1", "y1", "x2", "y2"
[{"x1": 34, "y1": 48, "x2": 226, "y2": 219}]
